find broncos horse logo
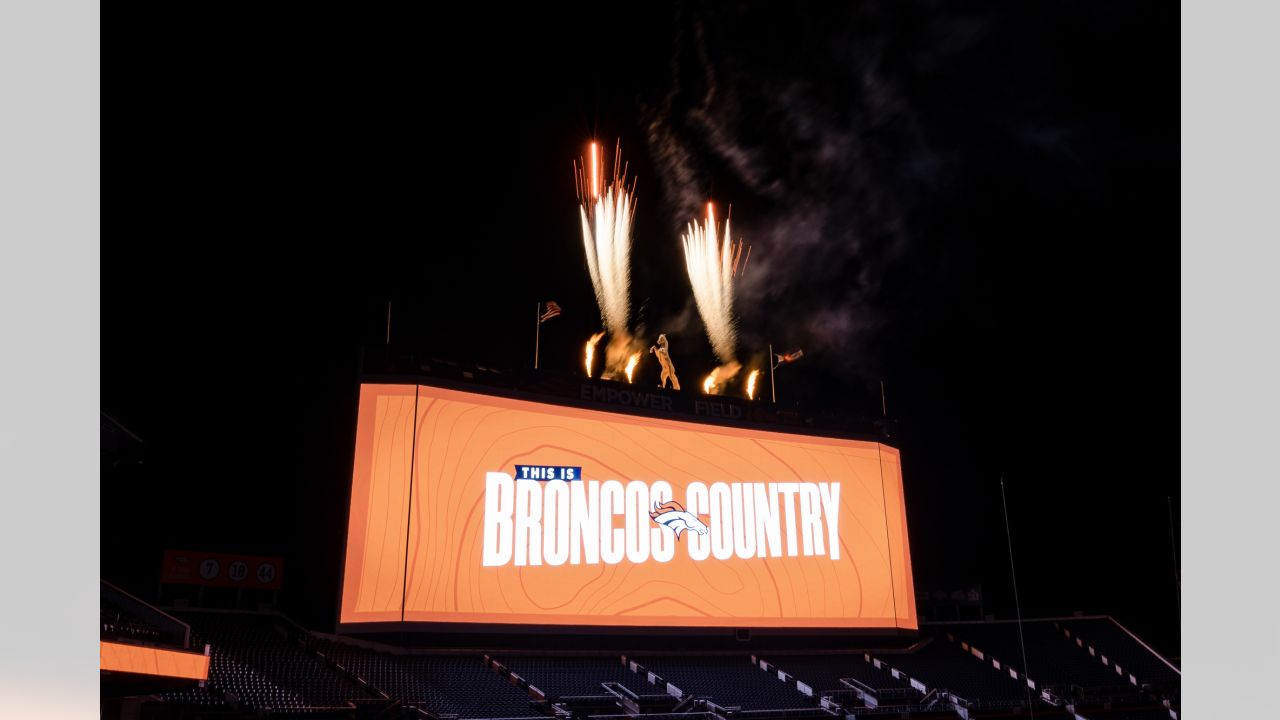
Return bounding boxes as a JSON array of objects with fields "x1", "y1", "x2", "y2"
[{"x1": 649, "y1": 499, "x2": 709, "y2": 538}]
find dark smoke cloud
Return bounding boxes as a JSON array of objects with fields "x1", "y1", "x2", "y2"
[{"x1": 643, "y1": 3, "x2": 983, "y2": 379}]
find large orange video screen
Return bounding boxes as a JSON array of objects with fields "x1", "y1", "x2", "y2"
[{"x1": 339, "y1": 383, "x2": 916, "y2": 630}]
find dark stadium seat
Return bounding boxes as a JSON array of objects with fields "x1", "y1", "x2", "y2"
[
  {"x1": 141, "y1": 611, "x2": 1178, "y2": 720},
  {"x1": 631, "y1": 655, "x2": 819, "y2": 711},
  {"x1": 943, "y1": 620, "x2": 1131, "y2": 700},
  {"x1": 872, "y1": 637, "x2": 1038, "y2": 709},
  {"x1": 308, "y1": 636, "x2": 543, "y2": 719},
  {"x1": 763, "y1": 653, "x2": 916, "y2": 695},
  {"x1": 495, "y1": 655, "x2": 645, "y2": 700},
  {"x1": 173, "y1": 612, "x2": 371, "y2": 714},
  {"x1": 101, "y1": 607, "x2": 166, "y2": 645},
  {"x1": 1062, "y1": 618, "x2": 1181, "y2": 689}
]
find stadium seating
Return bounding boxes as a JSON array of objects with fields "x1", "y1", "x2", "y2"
[
  {"x1": 101, "y1": 607, "x2": 166, "y2": 645},
  {"x1": 153, "y1": 684, "x2": 228, "y2": 709},
  {"x1": 943, "y1": 620, "x2": 1131, "y2": 701},
  {"x1": 762, "y1": 653, "x2": 915, "y2": 695},
  {"x1": 102, "y1": 581, "x2": 189, "y2": 649},
  {"x1": 1061, "y1": 618, "x2": 1181, "y2": 689},
  {"x1": 629, "y1": 655, "x2": 818, "y2": 712},
  {"x1": 308, "y1": 636, "x2": 542, "y2": 718},
  {"x1": 871, "y1": 637, "x2": 1039, "y2": 709},
  {"x1": 494, "y1": 656, "x2": 645, "y2": 700},
  {"x1": 143, "y1": 613, "x2": 1178, "y2": 720},
  {"x1": 177, "y1": 612, "x2": 371, "y2": 714}
]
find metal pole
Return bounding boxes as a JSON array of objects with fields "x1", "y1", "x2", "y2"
[
  {"x1": 534, "y1": 303, "x2": 541, "y2": 369},
  {"x1": 1001, "y1": 477, "x2": 1035, "y2": 718},
  {"x1": 880, "y1": 380, "x2": 887, "y2": 416},
  {"x1": 385, "y1": 301, "x2": 392, "y2": 345},
  {"x1": 1168, "y1": 496, "x2": 1180, "y2": 627},
  {"x1": 769, "y1": 343, "x2": 776, "y2": 403}
]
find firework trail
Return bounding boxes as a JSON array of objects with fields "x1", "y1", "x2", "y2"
[
  {"x1": 575, "y1": 141, "x2": 642, "y2": 378},
  {"x1": 746, "y1": 369, "x2": 760, "y2": 400}
]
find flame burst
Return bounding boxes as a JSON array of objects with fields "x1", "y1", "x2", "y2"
[
  {"x1": 585, "y1": 331, "x2": 605, "y2": 378},
  {"x1": 575, "y1": 141, "x2": 638, "y2": 376},
  {"x1": 624, "y1": 352, "x2": 641, "y2": 383},
  {"x1": 746, "y1": 369, "x2": 760, "y2": 400},
  {"x1": 701, "y1": 361, "x2": 742, "y2": 396}
]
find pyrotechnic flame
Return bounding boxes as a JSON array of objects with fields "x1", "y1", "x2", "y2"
[
  {"x1": 585, "y1": 331, "x2": 605, "y2": 378},
  {"x1": 575, "y1": 141, "x2": 636, "y2": 342},
  {"x1": 682, "y1": 203, "x2": 740, "y2": 364},
  {"x1": 624, "y1": 352, "x2": 641, "y2": 383},
  {"x1": 746, "y1": 369, "x2": 760, "y2": 400},
  {"x1": 701, "y1": 361, "x2": 742, "y2": 395}
]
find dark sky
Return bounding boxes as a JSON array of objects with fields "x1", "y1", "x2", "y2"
[{"x1": 104, "y1": 2, "x2": 1178, "y2": 655}]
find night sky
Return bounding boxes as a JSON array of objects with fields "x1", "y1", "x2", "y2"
[{"x1": 103, "y1": 2, "x2": 1178, "y2": 656}]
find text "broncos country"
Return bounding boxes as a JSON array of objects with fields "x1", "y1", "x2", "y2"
[{"x1": 481, "y1": 472, "x2": 841, "y2": 567}]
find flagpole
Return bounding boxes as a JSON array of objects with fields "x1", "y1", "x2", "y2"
[
  {"x1": 1168, "y1": 496, "x2": 1180, "y2": 627},
  {"x1": 769, "y1": 343, "x2": 776, "y2": 403},
  {"x1": 534, "y1": 303, "x2": 541, "y2": 369}
]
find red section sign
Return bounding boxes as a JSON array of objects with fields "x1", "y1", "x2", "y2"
[{"x1": 161, "y1": 550, "x2": 283, "y2": 589}]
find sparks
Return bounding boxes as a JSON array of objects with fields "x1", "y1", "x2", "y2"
[
  {"x1": 746, "y1": 369, "x2": 760, "y2": 400},
  {"x1": 585, "y1": 331, "x2": 605, "y2": 378},
  {"x1": 682, "y1": 202, "x2": 740, "y2": 364},
  {"x1": 703, "y1": 370, "x2": 718, "y2": 395},
  {"x1": 624, "y1": 352, "x2": 641, "y2": 383},
  {"x1": 575, "y1": 140, "x2": 638, "y2": 376}
]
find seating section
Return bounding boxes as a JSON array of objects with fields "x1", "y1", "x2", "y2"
[
  {"x1": 143, "y1": 614, "x2": 1178, "y2": 719},
  {"x1": 632, "y1": 656, "x2": 817, "y2": 711},
  {"x1": 496, "y1": 656, "x2": 643, "y2": 699},
  {"x1": 101, "y1": 607, "x2": 166, "y2": 645},
  {"x1": 764, "y1": 653, "x2": 914, "y2": 694},
  {"x1": 873, "y1": 639, "x2": 1034, "y2": 708},
  {"x1": 154, "y1": 685, "x2": 227, "y2": 708},
  {"x1": 101, "y1": 580, "x2": 188, "y2": 649},
  {"x1": 309, "y1": 637, "x2": 541, "y2": 718},
  {"x1": 945, "y1": 620, "x2": 1126, "y2": 697},
  {"x1": 1062, "y1": 618, "x2": 1181, "y2": 688},
  {"x1": 179, "y1": 612, "x2": 371, "y2": 713}
]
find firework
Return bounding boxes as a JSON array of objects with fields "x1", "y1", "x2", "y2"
[
  {"x1": 746, "y1": 369, "x2": 760, "y2": 400},
  {"x1": 682, "y1": 203, "x2": 738, "y2": 364},
  {"x1": 575, "y1": 141, "x2": 641, "y2": 376},
  {"x1": 683, "y1": 203, "x2": 752, "y2": 395}
]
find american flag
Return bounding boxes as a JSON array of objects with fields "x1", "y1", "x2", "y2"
[
  {"x1": 539, "y1": 301, "x2": 562, "y2": 323},
  {"x1": 773, "y1": 348, "x2": 804, "y2": 368}
]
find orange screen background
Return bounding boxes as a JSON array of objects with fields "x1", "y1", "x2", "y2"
[
  {"x1": 100, "y1": 641, "x2": 210, "y2": 680},
  {"x1": 340, "y1": 384, "x2": 916, "y2": 629}
]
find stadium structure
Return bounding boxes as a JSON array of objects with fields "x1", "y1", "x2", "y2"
[{"x1": 100, "y1": 355, "x2": 1181, "y2": 720}]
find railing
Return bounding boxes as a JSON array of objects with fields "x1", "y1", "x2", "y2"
[{"x1": 362, "y1": 350, "x2": 894, "y2": 442}]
